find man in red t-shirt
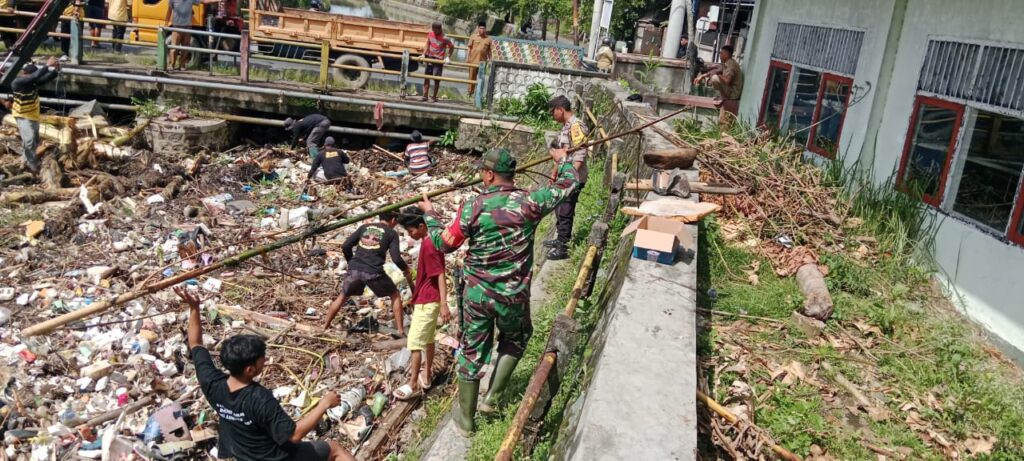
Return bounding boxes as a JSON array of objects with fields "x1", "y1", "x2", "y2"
[{"x1": 393, "y1": 207, "x2": 450, "y2": 399}]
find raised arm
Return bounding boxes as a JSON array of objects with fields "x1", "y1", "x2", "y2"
[
  {"x1": 174, "y1": 286, "x2": 203, "y2": 349},
  {"x1": 522, "y1": 160, "x2": 579, "y2": 221},
  {"x1": 420, "y1": 196, "x2": 472, "y2": 254}
]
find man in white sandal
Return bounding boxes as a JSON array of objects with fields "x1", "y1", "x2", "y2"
[{"x1": 393, "y1": 207, "x2": 451, "y2": 400}]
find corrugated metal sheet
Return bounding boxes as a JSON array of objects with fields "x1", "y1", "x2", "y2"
[
  {"x1": 919, "y1": 39, "x2": 1024, "y2": 112},
  {"x1": 772, "y1": 23, "x2": 863, "y2": 76}
]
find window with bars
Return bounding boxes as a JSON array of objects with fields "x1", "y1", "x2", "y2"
[{"x1": 899, "y1": 39, "x2": 1024, "y2": 245}]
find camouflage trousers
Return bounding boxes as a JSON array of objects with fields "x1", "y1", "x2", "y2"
[{"x1": 457, "y1": 297, "x2": 532, "y2": 381}]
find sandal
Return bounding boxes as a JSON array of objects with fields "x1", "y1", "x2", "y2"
[
  {"x1": 419, "y1": 370, "x2": 432, "y2": 390},
  {"x1": 393, "y1": 384, "x2": 422, "y2": 401}
]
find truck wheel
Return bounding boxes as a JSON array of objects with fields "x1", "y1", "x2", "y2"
[{"x1": 331, "y1": 54, "x2": 371, "y2": 89}]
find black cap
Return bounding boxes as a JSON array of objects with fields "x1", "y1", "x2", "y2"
[
  {"x1": 22, "y1": 63, "x2": 38, "y2": 73},
  {"x1": 410, "y1": 130, "x2": 423, "y2": 142}
]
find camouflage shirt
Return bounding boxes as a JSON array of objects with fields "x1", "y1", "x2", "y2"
[
  {"x1": 425, "y1": 162, "x2": 580, "y2": 304},
  {"x1": 556, "y1": 115, "x2": 589, "y2": 184}
]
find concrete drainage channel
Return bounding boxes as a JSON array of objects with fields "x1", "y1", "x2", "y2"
[{"x1": 414, "y1": 81, "x2": 701, "y2": 460}]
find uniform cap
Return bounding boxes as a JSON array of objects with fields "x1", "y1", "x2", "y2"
[{"x1": 477, "y1": 148, "x2": 516, "y2": 174}]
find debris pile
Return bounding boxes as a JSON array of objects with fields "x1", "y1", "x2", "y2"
[{"x1": 1, "y1": 124, "x2": 480, "y2": 460}]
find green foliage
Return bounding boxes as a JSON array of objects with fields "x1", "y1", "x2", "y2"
[
  {"x1": 439, "y1": 129, "x2": 458, "y2": 148},
  {"x1": 436, "y1": 0, "x2": 490, "y2": 20},
  {"x1": 131, "y1": 97, "x2": 163, "y2": 119},
  {"x1": 635, "y1": 52, "x2": 662, "y2": 89},
  {"x1": 494, "y1": 83, "x2": 560, "y2": 130}
]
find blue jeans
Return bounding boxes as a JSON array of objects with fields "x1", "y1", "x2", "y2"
[{"x1": 16, "y1": 118, "x2": 39, "y2": 172}]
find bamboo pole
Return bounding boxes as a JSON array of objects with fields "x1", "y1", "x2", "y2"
[
  {"x1": 495, "y1": 351, "x2": 557, "y2": 461},
  {"x1": 21, "y1": 107, "x2": 690, "y2": 337},
  {"x1": 564, "y1": 245, "x2": 598, "y2": 318},
  {"x1": 697, "y1": 390, "x2": 803, "y2": 461}
]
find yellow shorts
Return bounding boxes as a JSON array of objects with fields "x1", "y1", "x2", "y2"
[{"x1": 407, "y1": 302, "x2": 440, "y2": 351}]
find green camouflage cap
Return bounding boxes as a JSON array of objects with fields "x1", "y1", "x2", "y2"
[{"x1": 477, "y1": 148, "x2": 517, "y2": 173}]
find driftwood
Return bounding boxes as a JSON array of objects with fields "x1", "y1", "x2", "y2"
[
  {"x1": 216, "y1": 304, "x2": 324, "y2": 335},
  {"x1": 626, "y1": 178, "x2": 743, "y2": 195},
  {"x1": 795, "y1": 264, "x2": 833, "y2": 321},
  {"x1": 643, "y1": 147, "x2": 698, "y2": 170},
  {"x1": 355, "y1": 399, "x2": 420, "y2": 461},
  {"x1": 113, "y1": 119, "x2": 151, "y2": 147}
]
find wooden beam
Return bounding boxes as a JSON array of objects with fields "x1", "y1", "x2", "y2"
[{"x1": 625, "y1": 179, "x2": 743, "y2": 195}]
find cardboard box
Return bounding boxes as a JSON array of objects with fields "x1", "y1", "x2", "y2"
[{"x1": 621, "y1": 216, "x2": 691, "y2": 265}]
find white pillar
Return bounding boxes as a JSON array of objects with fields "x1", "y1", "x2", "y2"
[
  {"x1": 662, "y1": 0, "x2": 685, "y2": 58},
  {"x1": 588, "y1": 0, "x2": 605, "y2": 58}
]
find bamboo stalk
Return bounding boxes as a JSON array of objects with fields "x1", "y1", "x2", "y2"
[
  {"x1": 495, "y1": 351, "x2": 557, "y2": 461},
  {"x1": 564, "y1": 245, "x2": 598, "y2": 318},
  {"x1": 697, "y1": 390, "x2": 802, "y2": 461},
  {"x1": 21, "y1": 107, "x2": 689, "y2": 337}
]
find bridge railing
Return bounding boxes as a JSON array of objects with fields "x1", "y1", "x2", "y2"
[{"x1": 3, "y1": 10, "x2": 488, "y2": 107}]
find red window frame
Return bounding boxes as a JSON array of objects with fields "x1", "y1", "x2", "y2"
[
  {"x1": 758, "y1": 60, "x2": 793, "y2": 129},
  {"x1": 1009, "y1": 180, "x2": 1024, "y2": 246},
  {"x1": 895, "y1": 95, "x2": 965, "y2": 207},
  {"x1": 807, "y1": 73, "x2": 854, "y2": 159}
]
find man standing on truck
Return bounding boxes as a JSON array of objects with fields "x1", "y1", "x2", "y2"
[
  {"x1": 466, "y1": 21, "x2": 492, "y2": 97},
  {"x1": 421, "y1": 22, "x2": 454, "y2": 103},
  {"x1": 166, "y1": 0, "x2": 220, "y2": 71},
  {"x1": 11, "y1": 58, "x2": 61, "y2": 175},
  {"x1": 283, "y1": 113, "x2": 332, "y2": 159}
]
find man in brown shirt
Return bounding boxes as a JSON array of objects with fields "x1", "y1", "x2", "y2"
[
  {"x1": 693, "y1": 45, "x2": 744, "y2": 129},
  {"x1": 466, "y1": 21, "x2": 493, "y2": 96}
]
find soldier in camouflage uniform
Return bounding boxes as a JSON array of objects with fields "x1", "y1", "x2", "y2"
[
  {"x1": 417, "y1": 147, "x2": 579, "y2": 436},
  {"x1": 544, "y1": 95, "x2": 589, "y2": 260}
]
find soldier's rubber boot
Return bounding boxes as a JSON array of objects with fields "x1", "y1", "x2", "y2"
[
  {"x1": 478, "y1": 354, "x2": 519, "y2": 414},
  {"x1": 455, "y1": 379, "x2": 479, "y2": 437}
]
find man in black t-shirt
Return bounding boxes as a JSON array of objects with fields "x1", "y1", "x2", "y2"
[
  {"x1": 324, "y1": 212, "x2": 414, "y2": 335},
  {"x1": 284, "y1": 113, "x2": 331, "y2": 158},
  {"x1": 176, "y1": 287, "x2": 355, "y2": 461}
]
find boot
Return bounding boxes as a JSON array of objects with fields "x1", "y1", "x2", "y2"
[
  {"x1": 542, "y1": 239, "x2": 562, "y2": 248},
  {"x1": 455, "y1": 379, "x2": 479, "y2": 437},
  {"x1": 546, "y1": 244, "x2": 569, "y2": 261},
  {"x1": 479, "y1": 354, "x2": 519, "y2": 414}
]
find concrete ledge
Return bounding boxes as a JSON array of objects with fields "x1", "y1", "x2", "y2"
[{"x1": 559, "y1": 214, "x2": 698, "y2": 461}]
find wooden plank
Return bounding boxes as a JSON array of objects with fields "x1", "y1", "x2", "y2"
[
  {"x1": 217, "y1": 304, "x2": 323, "y2": 334},
  {"x1": 625, "y1": 179, "x2": 743, "y2": 195},
  {"x1": 356, "y1": 399, "x2": 420, "y2": 461}
]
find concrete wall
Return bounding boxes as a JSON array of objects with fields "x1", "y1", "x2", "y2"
[
  {"x1": 612, "y1": 54, "x2": 693, "y2": 94},
  {"x1": 486, "y1": 62, "x2": 606, "y2": 106},
  {"x1": 741, "y1": 0, "x2": 1024, "y2": 354},
  {"x1": 738, "y1": 0, "x2": 898, "y2": 171},
  {"x1": 870, "y1": 0, "x2": 1024, "y2": 354}
]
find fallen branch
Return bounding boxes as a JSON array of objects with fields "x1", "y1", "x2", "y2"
[
  {"x1": 698, "y1": 390, "x2": 802, "y2": 461},
  {"x1": 112, "y1": 119, "x2": 151, "y2": 147}
]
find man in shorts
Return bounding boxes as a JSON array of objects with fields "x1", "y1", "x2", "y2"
[
  {"x1": 165, "y1": 0, "x2": 220, "y2": 70},
  {"x1": 176, "y1": 287, "x2": 356, "y2": 461},
  {"x1": 325, "y1": 212, "x2": 414, "y2": 336},
  {"x1": 421, "y1": 21, "x2": 454, "y2": 102},
  {"x1": 393, "y1": 207, "x2": 450, "y2": 400}
]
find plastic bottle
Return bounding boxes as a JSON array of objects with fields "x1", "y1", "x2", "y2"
[{"x1": 326, "y1": 386, "x2": 365, "y2": 421}]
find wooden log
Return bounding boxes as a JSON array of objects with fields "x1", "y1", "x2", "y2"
[
  {"x1": 642, "y1": 147, "x2": 698, "y2": 170},
  {"x1": 626, "y1": 178, "x2": 743, "y2": 195},
  {"x1": 113, "y1": 119, "x2": 151, "y2": 147},
  {"x1": 795, "y1": 264, "x2": 833, "y2": 321},
  {"x1": 355, "y1": 399, "x2": 419, "y2": 461},
  {"x1": 216, "y1": 304, "x2": 324, "y2": 335}
]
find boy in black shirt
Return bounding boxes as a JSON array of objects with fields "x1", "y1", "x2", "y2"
[
  {"x1": 304, "y1": 137, "x2": 353, "y2": 194},
  {"x1": 176, "y1": 287, "x2": 355, "y2": 461},
  {"x1": 324, "y1": 212, "x2": 414, "y2": 335}
]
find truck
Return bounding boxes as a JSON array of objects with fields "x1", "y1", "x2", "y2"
[
  {"x1": 249, "y1": 7, "x2": 431, "y2": 88},
  {"x1": 131, "y1": 0, "x2": 244, "y2": 66}
]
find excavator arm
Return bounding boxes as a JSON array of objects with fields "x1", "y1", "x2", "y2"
[{"x1": 0, "y1": 0, "x2": 72, "y2": 88}]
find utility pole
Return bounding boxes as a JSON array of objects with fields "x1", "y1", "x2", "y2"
[
  {"x1": 572, "y1": 0, "x2": 580, "y2": 45},
  {"x1": 587, "y1": 0, "x2": 604, "y2": 57},
  {"x1": 662, "y1": 0, "x2": 686, "y2": 58}
]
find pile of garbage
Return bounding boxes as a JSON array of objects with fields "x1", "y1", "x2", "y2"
[{"x1": 1, "y1": 133, "x2": 480, "y2": 460}]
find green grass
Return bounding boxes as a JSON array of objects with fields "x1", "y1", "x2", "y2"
[{"x1": 698, "y1": 192, "x2": 1024, "y2": 459}]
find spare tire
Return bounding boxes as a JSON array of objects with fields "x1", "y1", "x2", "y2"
[{"x1": 331, "y1": 54, "x2": 371, "y2": 89}]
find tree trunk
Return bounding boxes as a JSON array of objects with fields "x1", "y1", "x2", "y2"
[
  {"x1": 555, "y1": 17, "x2": 560, "y2": 41},
  {"x1": 541, "y1": 13, "x2": 548, "y2": 41},
  {"x1": 572, "y1": 0, "x2": 579, "y2": 45}
]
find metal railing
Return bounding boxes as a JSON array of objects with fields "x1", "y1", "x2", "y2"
[{"x1": 5, "y1": 9, "x2": 488, "y2": 107}]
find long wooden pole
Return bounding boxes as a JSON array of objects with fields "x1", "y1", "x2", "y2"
[
  {"x1": 21, "y1": 107, "x2": 689, "y2": 337},
  {"x1": 495, "y1": 351, "x2": 557, "y2": 461}
]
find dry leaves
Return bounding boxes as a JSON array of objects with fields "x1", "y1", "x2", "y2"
[{"x1": 744, "y1": 260, "x2": 761, "y2": 286}]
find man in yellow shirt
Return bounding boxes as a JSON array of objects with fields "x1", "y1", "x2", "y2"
[
  {"x1": 596, "y1": 38, "x2": 616, "y2": 73},
  {"x1": 107, "y1": 0, "x2": 130, "y2": 51},
  {"x1": 466, "y1": 21, "x2": 492, "y2": 96},
  {"x1": 11, "y1": 57, "x2": 61, "y2": 174},
  {"x1": 60, "y1": 2, "x2": 82, "y2": 58}
]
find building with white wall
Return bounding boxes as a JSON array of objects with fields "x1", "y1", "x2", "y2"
[{"x1": 737, "y1": 0, "x2": 1024, "y2": 355}]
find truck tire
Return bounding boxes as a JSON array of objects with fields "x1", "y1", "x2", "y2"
[{"x1": 331, "y1": 54, "x2": 371, "y2": 89}]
